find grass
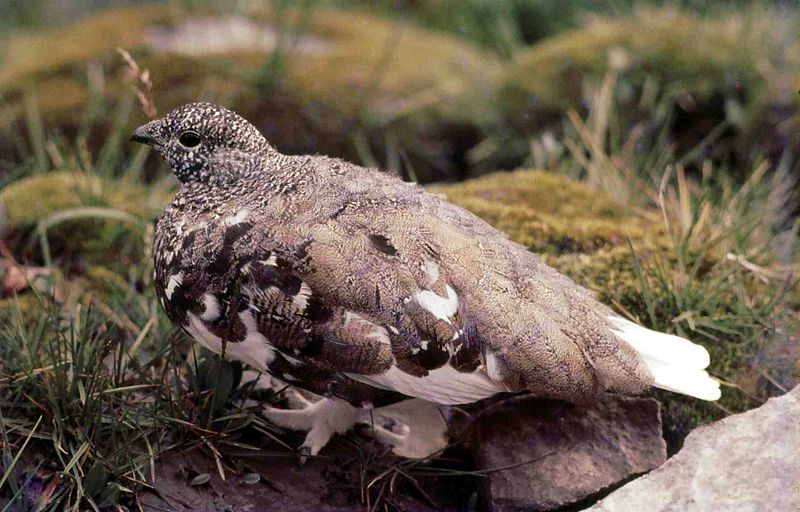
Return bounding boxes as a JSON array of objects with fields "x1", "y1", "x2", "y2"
[
  {"x1": 0, "y1": 1, "x2": 797, "y2": 509},
  {"x1": 323, "y1": 0, "x2": 784, "y2": 59},
  {"x1": 0, "y1": 291, "x2": 290, "y2": 510},
  {"x1": 550, "y1": 68, "x2": 799, "y2": 446}
]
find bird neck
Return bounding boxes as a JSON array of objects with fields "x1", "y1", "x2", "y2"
[
  {"x1": 173, "y1": 145, "x2": 278, "y2": 187},
  {"x1": 174, "y1": 149, "x2": 304, "y2": 206}
]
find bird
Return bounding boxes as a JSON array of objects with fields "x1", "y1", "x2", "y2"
[{"x1": 132, "y1": 102, "x2": 721, "y2": 458}]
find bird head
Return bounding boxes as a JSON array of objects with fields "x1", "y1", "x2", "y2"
[{"x1": 131, "y1": 102, "x2": 273, "y2": 184}]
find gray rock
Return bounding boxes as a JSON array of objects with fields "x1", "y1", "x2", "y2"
[
  {"x1": 585, "y1": 385, "x2": 800, "y2": 512},
  {"x1": 472, "y1": 394, "x2": 666, "y2": 512}
]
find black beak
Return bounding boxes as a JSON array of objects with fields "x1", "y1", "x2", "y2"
[{"x1": 130, "y1": 120, "x2": 161, "y2": 146}]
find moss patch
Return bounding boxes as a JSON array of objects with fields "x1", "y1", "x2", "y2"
[
  {"x1": 503, "y1": 8, "x2": 761, "y2": 108},
  {"x1": 0, "y1": 294, "x2": 45, "y2": 322},
  {"x1": 0, "y1": 171, "x2": 170, "y2": 269},
  {"x1": 0, "y1": 5, "x2": 500, "y2": 182},
  {"x1": 274, "y1": 9, "x2": 500, "y2": 124},
  {"x1": 498, "y1": 5, "x2": 783, "y2": 163},
  {"x1": 0, "y1": 6, "x2": 175, "y2": 89},
  {"x1": 432, "y1": 169, "x2": 668, "y2": 314}
]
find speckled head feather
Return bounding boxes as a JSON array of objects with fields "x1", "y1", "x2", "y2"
[{"x1": 132, "y1": 102, "x2": 275, "y2": 184}]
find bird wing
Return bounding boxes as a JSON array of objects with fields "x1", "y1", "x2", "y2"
[
  {"x1": 237, "y1": 249, "x2": 505, "y2": 405},
  {"x1": 277, "y1": 185, "x2": 657, "y2": 405}
]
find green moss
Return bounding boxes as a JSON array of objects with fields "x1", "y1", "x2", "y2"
[
  {"x1": 0, "y1": 6, "x2": 175, "y2": 89},
  {"x1": 84, "y1": 265, "x2": 131, "y2": 298},
  {"x1": 0, "y1": 171, "x2": 168, "y2": 225},
  {"x1": 433, "y1": 169, "x2": 669, "y2": 314},
  {"x1": 0, "y1": 294, "x2": 45, "y2": 322},
  {"x1": 0, "y1": 5, "x2": 178, "y2": 127},
  {"x1": 275, "y1": 8, "x2": 501, "y2": 125},
  {"x1": 0, "y1": 5, "x2": 499, "y2": 181},
  {"x1": 0, "y1": 171, "x2": 169, "y2": 268},
  {"x1": 0, "y1": 171, "x2": 89, "y2": 226},
  {"x1": 501, "y1": 7, "x2": 766, "y2": 129}
]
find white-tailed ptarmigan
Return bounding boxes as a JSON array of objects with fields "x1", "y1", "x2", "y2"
[{"x1": 133, "y1": 103, "x2": 721, "y2": 457}]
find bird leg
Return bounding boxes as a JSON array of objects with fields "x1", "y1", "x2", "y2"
[
  {"x1": 263, "y1": 387, "x2": 450, "y2": 459},
  {"x1": 263, "y1": 388, "x2": 360, "y2": 458},
  {"x1": 360, "y1": 399, "x2": 450, "y2": 459}
]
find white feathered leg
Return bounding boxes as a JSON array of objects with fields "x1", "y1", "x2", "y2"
[
  {"x1": 609, "y1": 316, "x2": 722, "y2": 400},
  {"x1": 361, "y1": 399, "x2": 449, "y2": 459},
  {"x1": 263, "y1": 387, "x2": 450, "y2": 458},
  {"x1": 263, "y1": 389, "x2": 359, "y2": 456}
]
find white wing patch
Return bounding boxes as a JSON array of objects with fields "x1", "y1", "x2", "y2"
[
  {"x1": 237, "y1": 310, "x2": 278, "y2": 366},
  {"x1": 347, "y1": 364, "x2": 502, "y2": 404},
  {"x1": 165, "y1": 272, "x2": 184, "y2": 300},
  {"x1": 260, "y1": 254, "x2": 278, "y2": 266},
  {"x1": 200, "y1": 293, "x2": 221, "y2": 322},
  {"x1": 422, "y1": 259, "x2": 440, "y2": 285},
  {"x1": 484, "y1": 347, "x2": 509, "y2": 381},
  {"x1": 224, "y1": 208, "x2": 250, "y2": 226},
  {"x1": 292, "y1": 282, "x2": 313, "y2": 310},
  {"x1": 184, "y1": 311, "x2": 276, "y2": 372},
  {"x1": 414, "y1": 285, "x2": 459, "y2": 324}
]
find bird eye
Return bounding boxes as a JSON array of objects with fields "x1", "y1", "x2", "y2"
[{"x1": 178, "y1": 130, "x2": 202, "y2": 148}]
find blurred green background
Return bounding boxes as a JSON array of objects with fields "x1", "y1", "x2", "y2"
[
  {"x1": 3, "y1": 0, "x2": 799, "y2": 182},
  {"x1": 0, "y1": 1, "x2": 798, "y2": 510}
]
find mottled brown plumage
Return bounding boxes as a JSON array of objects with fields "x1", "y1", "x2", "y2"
[{"x1": 134, "y1": 103, "x2": 718, "y2": 456}]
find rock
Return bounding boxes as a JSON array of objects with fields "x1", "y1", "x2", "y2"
[
  {"x1": 471, "y1": 394, "x2": 666, "y2": 512},
  {"x1": 584, "y1": 385, "x2": 800, "y2": 512}
]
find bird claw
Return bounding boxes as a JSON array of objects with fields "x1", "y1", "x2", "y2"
[
  {"x1": 360, "y1": 400, "x2": 450, "y2": 459},
  {"x1": 298, "y1": 445, "x2": 311, "y2": 466},
  {"x1": 360, "y1": 415, "x2": 412, "y2": 447}
]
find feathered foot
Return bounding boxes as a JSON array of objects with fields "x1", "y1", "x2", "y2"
[
  {"x1": 361, "y1": 399, "x2": 450, "y2": 459},
  {"x1": 263, "y1": 388, "x2": 358, "y2": 458},
  {"x1": 263, "y1": 388, "x2": 449, "y2": 459}
]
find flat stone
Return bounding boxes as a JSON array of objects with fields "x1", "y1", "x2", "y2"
[
  {"x1": 584, "y1": 385, "x2": 800, "y2": 512},
  {"x1": 472, "y1": 394, "x2": 666, "y2": 512}
]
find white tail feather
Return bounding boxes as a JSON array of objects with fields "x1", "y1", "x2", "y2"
[{"x1": 609, "y1": 316, "x2": 721, "y2": 401}]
